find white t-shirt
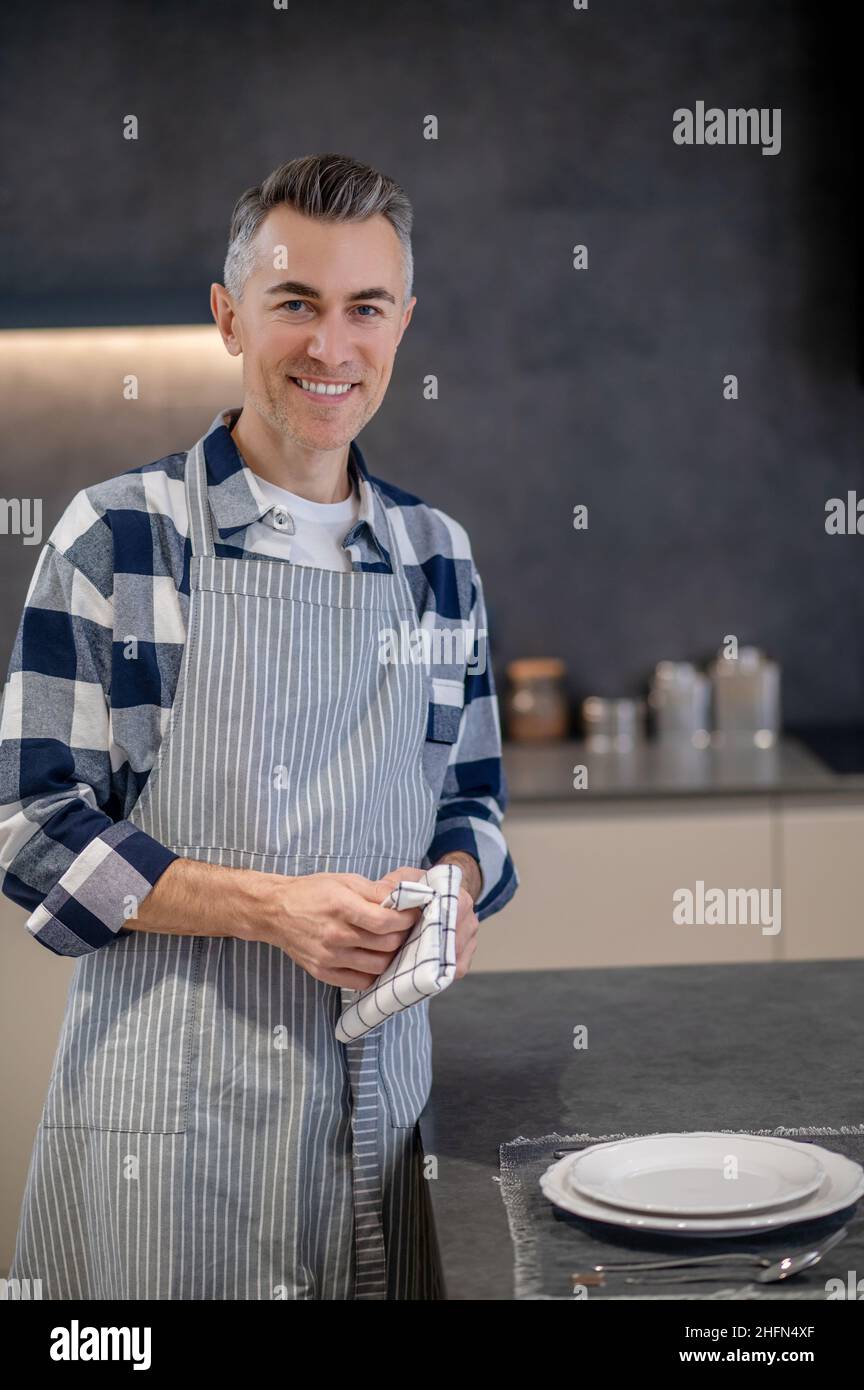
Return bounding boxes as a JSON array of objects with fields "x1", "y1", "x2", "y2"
[{"x1": 243, "y1": 472, "x2": 360, "y2": 572}]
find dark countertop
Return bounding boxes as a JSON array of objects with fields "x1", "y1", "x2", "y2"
[
  {"x1": 419, "y1": 960, "x2": 864, "y2": 1299},
  {"x1": 502, "y1": 735, "x2": 864, "y2": 802}
]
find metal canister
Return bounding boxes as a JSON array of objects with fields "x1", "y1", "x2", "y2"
[
  {"x1": 648, "y1": 661, "x2": 711, "y2": 747},
  {"x1": 581, "y1": 696, "x2": 646, "y2": 752}
]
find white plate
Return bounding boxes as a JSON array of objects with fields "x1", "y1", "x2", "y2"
[
  {"x1": 564, "y1": 1132, "x2": 825, "y2": 1216},
  {"x1": 541, "y1": 1140, "x2": 864, "y2": 1237}
]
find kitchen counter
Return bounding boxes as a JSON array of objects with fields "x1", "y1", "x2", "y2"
[
  {"x1": 418, "y1": 960, "x2": 864, "y2": 1299},
  {"x1": 502, "y1": 734, "x2": 864, "y2": 801}
]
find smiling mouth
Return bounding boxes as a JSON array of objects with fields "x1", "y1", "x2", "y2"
[{"x1": 290, "y1": 375, "x2": 359, "y2": 401}]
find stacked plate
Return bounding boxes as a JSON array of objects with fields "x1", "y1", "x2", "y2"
[{"x1": 540, "y1": 1132, "x2": 864, "y2": 1237}]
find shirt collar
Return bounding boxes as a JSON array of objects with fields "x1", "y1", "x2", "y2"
[{"x1": 198, "y1": 406, "x2": 392, "y2": 564}]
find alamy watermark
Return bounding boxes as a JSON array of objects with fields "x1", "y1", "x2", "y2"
[
  {"x1": 825, "y1": 492, "x2": 864, "y2": 534},
  {"x1": 673, "y1": 102, "x2": 781, "y2": 156},
  {"x1": 673, "y1": 880, "x2": 781, "y2": 936},
  {"x1": 377, "y1": 622, "x2": 487, "y2": 674},
  {"x1": 825, "y1": 1271, "x2": 864, "y2": 1299},
  {"x1": 49, "y1": 1320, "x2": 151, "y2": 1370},
  {"x1": 0, "y1": 497, "x2": 42, "y2": 545},
  {"x1": 1, "y1": 1277, "x2": 43, "y2": 1299}
]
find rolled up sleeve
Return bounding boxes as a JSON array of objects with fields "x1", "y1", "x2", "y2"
[
  {"x1": 0, "y1": 540, "x2": 177, "y2": 957},
  {"x1": 425, "y1": 564, "x2": 519, "y2": 921}
]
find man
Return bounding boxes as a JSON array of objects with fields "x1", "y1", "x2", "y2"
[{"x1": 0, "y1": 153, "x2": 518, "y2": 1300}]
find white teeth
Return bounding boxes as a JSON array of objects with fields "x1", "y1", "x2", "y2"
[{"x1": 296, "y1": 377, "x2": 353, "y2": 396}]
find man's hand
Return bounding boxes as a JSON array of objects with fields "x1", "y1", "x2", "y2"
[
  {"x1": 134, "y1": 860, "x2": 421, "y2": 990},
  {"x1": 450, "y1": 886, "x2": 480, "y2": 979},
  {"x1": 132, "y1": 854, "x2": 480, "y2": 990},
  {"x1": 376, "y1": 856, "x2": 481, "y2": 982},
  {"x1": 434, "y1": 852, "x2": 481, "y2": 979},
  {"x1": 255, "y1": 872, "x2": 422, "y2": 990}
]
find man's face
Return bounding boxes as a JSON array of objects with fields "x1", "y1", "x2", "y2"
[{"x1": 213, "y1": 204, "x2": 415, "y2": 451}]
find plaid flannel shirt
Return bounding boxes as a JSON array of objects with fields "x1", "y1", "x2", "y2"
[{"x1": 0, "y1": 407, "x2": 518, "y2": 956}]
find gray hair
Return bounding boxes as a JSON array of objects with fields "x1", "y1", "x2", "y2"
[{"x1": 223, "y1": 153, "x2": 414, "y2": 309}]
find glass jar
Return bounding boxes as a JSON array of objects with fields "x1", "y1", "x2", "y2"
[{"x1": 503, "y1": 658, "x2": 569, "y2": 741}]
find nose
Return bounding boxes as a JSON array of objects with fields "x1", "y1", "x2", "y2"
[{"x1": 303, "y1": 309, "x2": 355, "y2": 369}]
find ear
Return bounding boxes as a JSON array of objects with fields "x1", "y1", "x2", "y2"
[{"x1": 210, "y1": 283, "x2": 243, "y2": 357}]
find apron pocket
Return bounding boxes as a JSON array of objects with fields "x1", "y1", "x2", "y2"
[
  {"x1": 421, "y1": 676, "x2": 465, "y2": 800},
  {"x1": 42, "y1": 935, "x2": 203, "y2": 1135},
  {"x1": 377, "y1": 997, "x2": 433, "y2": 1126}
]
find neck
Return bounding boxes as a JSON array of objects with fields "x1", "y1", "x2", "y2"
[{"x1": 229, "y1": 404, "x2": 353, "y2": 504}]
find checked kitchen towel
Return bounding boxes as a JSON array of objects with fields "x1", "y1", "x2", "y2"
[{"x1": 335, "y1": 862, "x2": 462, "y2": 1043}]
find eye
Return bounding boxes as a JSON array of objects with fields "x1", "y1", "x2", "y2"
[
  {"x1": 279, "y1": 299, "x2": 306, "y2": 312},
  {"x1": 352, "y1": 304, "x2": 380, "y2": 317}
]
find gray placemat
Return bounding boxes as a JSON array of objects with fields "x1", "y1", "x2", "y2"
[{"x1": 497, "y1": 1125, "x2": 864, "y2": 1300}]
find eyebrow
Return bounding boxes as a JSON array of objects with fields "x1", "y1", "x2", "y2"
[{"x1": 264, "y1": 280, "x2": 397, "y2": 306}]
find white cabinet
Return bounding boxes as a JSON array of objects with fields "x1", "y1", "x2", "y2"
[
  {"x1": 477, "y1": 794, "x2": 864, "y2": 971},
  {"x1": 777, "y1": 798, "x2": 864, "y2": 961}
]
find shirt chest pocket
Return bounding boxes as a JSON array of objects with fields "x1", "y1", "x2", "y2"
[{"x1": 420, "y1": 675, "x2": 465, "y2": 800}]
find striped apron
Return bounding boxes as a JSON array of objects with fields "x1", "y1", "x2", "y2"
[{"x1": 10, "y1": 427, "x2": 447, "y2": 1300}]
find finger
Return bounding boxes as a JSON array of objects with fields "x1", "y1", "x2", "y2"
[
  {"x1": 349, "y1": 876, "x2": 413, "y2": 903},
  {"x1": 455, "y1": 913, "x2": 479, "y2": 949},
  {"x1": 334, "y1": 948, "x2": 399, "y2": 975},
  {"x1": 345, "y1": 876, "x2": 421, "y2": 917},
  {"x1": 324, "y1": 968, "x2": 379, "y2": 990},
  {"x1": 334, "y1": 925, "x2": 415, "y2": 954},
  {"x1": 455, "y1": 930, "x2": 479, "y2": 979},
  {"x1": 347, "y1": 898, "x2": 423, "y2": 936}
]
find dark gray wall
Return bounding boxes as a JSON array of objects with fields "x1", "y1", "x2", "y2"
[{"x1": 1, "y1": 0, "x2": 861, "y2": 726}]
